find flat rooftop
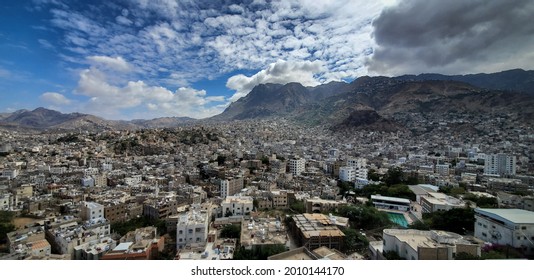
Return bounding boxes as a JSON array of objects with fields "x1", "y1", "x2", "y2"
[{"x1": 475, "y1": 208, "x2": 534, "y2": 224}]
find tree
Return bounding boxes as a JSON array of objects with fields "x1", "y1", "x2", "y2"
[
  {"x1": 289, "y1": 201, "x2": 305, "y2": 214},
  {"x1": 423, "y1": 208, "x2": 475, "y2": 234},
  {"x1": 341, "y1": 228, "x2": 369, "y2": 253},
  {"x1": 0, "y1": 211, "x2": 16, "y2": 244},
  {"x1": 384, "y1": 167, "x2": 404, "y2": 186},
  {"x1": 220, "y1": 224, "x2": 241, "y2": 239},
  {"x1": 368, "y1": 169, "x2": 381, "y2": 181}
]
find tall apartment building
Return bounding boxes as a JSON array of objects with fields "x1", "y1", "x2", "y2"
[
  {"x1": 219, "y1": 176, "x2": 244, "y2": 198},
  {"x1": 289, "y1": 158, "x2": 305, "y2": 177},
  {"x1": 80, "y1": 202, "x2": 105, "y2": 221},
  {"x1": 484, "y1": 154, "x2": 516, "y2": 175}
]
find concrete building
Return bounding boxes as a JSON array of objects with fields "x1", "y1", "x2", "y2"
[
  {"x1": 80, "y1": 201, "x2": 105, "y2": 221},
  {"x1": 288, "y1": 213, "x2": 346, "y2": 251},
  {"x1": 241, "y1": 217, "x2": 288, "y2": 250},
  {"x1": 339, "y1": 166, "x2": 356, "y2": 182},
  {"x1": 221, "y1": 196, "x2": 253, "y2": 217},
  {"x1": 289, "y1": 158, "x2": 305, "y2": 177},
  {"x1": 73, "y1": 237, "x2": 115, "y2": 260},
  {"x1": 484, "y1": 153, "x2": 516, "y2": 175},
  {"x1": 219, "y1": 176, "x2": 244, "y2": 198},
  {"x1": 305, "y1": 198, "x2": 346, "y2": 214},
  {"x1": 371, "y1": 195, "x2": 411, "y2": 212},
  {"x1": 419, "y1": 192, "x2": 468, "y2": 213},
  {"x1": 370, "y1": 229, "x2": 482, "y2": 260},
  {"x1": 435, "y1": 164, "x2": 450, "y2": 176},
  {"x1": 102, "y1": 227, "x2": 163, "y2": 260},
  {"x1": 474, "y1": 208, "x2": 534, "y2": 255},
  {"x1": 176, "y1": 204, "x2": 209, "y2": 251}
]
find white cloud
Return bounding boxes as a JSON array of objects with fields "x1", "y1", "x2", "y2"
[
  {"x1": 226, "y1": 59, "x2": 326, "y2": 102},
  {"x1": 75, "y1": 67, "x2": 225, "y2": 119},
  {"x1": 87, "y1": 56, "x2": 131, "y2": 72},
  {"x1": 40, "y1": 92, "x2": 72, "y2": 105}
]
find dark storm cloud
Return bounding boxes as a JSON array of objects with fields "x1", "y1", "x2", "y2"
[{"x1": 368, "y1": 0, "x2": 534, "y2": 75}]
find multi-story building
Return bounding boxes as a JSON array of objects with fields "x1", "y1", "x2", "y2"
[
  {"x1": 221, "y1": 196, "x2": 253, "y2": 217},
  {"x1": 289, "y1": 158, "x2": 305, "y2": 177},
  {"x1": 419, "y1": 192, "x2": 468, "y2": 213},
  {"x1": 435, "y1": 164, "x2": 450, "y2": 176},
  {"x1": 102, "y1": 227, "x2": 163, "y2": 260},
  {"x1": 484, "y1": 154, "x2": 516, "y2": 175},
  {"x1": 474, "y1": 208, "x2": 534, "y2": 256},
  {"x1": 219, "y1": 176, "x2": 244, "y2": 198},
  {"x1": 80, "y1": 202, "x2": 105, "y2": 221},
  {"x1": 370, "y1": 229, "x2": 482, "y2": 260},
  {"x1": 288, "y1": 213, "x2": 345, "y2": 251},
  {"x1": 305, "y1": 198, "x2": 347, "y2": 214},
  {"x1": 339, "y1": 166, "x2": 356, "y2": 182},
  {"x1": 271, "y1": 190, "x2": 289, "y2": 209},
  {"x1": 176, "y1": 204, "x2": 209, "y2": 250},
  {"x1": 371, "y1": 195, "x2": 411, "y2": 212}
]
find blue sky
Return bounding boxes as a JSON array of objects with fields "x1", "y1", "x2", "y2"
[{"x1": 1, "y1": 0, "x2": 533, "y2": 120}]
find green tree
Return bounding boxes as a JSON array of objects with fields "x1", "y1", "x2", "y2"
[
  {"x1": 423, "y1": 208, "x2": 475, "y2": 234},
  {"x1": 0, "y1": 211, "x2": 16, "y2": 244},
  {"x1": 220, "y1": 224, "x2": 241, "y2": 239},
  {"x1": 341, "y1": 228, "x2": 369, "y2": 253},
  {"x1": 384, "y1": 167, "x2": 404, "y2": 186},
  {"x1": 367, "y1": 169, "x2": 381, "y2": 181},
  {"x1": 289, "y1": 201, "x2": 306, "y2": 214}
]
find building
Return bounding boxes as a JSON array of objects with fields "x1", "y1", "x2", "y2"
[
  {"x1": 288, "y1": 213, "x2": 346, "y2": 251},
  {"x1": 289, "y1": 158, "x2": 305, "y2": 177},
  {"x1": 474, "y1": 208, "x2": 534, "y2": 255},
  {"x1": 435, "y1": 164, "x2": 450, "y2": 176},
  {"x1": 240, "y1": 216, "x2": 288, "y2": 250},
  {"x1": 339, "y1": 166, "x2": 356, "y2": 182},
  {"x1": 268, "y1": 246, "x2": 348, "y2": 260},
  {"x1": 484, "y1": 154, "x2": 516, "y2": 175},
  {"x1": 73, "y1": 237, "x2": 116, "y2": 260},
  {"x1": 176, "y1": 204, "x2": 209, "y2": 251},
  {"x1": 221, "y1": 196, "x2": 253, "y2": 217},
  {"x1": 102, "y1": 227, "x2": 164, "y2": 260},
  {"x1": 80, "y1": 201, "x2": 105, "y2": 221},
  {"x1": 305, "y1": 198, "x2": 346, "y2": 214},
  {"x1": 219, "y1": 176, "x2": 244, "y2": 198},
  {"x1": 370, "y1": 229, "x2": 482, "y2": 260},
  {"x1": 371, "y1": 195, "x2": 411, "y2": 212},
  {"x1": 419, "y1": 192, "x2": 468, "y2": 213}
]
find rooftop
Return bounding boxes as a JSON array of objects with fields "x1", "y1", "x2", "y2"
[{"x1": 475, "y1": 208, "x2": 534, "y2": 224}]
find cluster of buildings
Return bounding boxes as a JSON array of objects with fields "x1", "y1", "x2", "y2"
[{"x1": 0, "y1": 117, "x2": 533, "y2": 260}]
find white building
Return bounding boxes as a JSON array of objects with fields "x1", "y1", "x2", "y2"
[
  {"x1": 371, "y1": 195, "x2": 411, "y2": 212},
  {"x1": 1, "y1": 169, "x2": 18, "y2": 179},
  {"x1": 101, "y1": 163, "x2": 113, "y2": 172},
  {"x1": 372, "y1": 229, "x2": 482, "y2": 260},
  {"x1": 84, "y1": 167, "x2": 99, "y2": 176},
  {"x1": 125, "y1": 175, "x2": 142, "y2": 186},
  {"x1": 221, "y1": 196, "x2": 253, "y2": 217},
  {"x1": 435, "y1": 164, "x2": 450, "y2": 176},
  {"x1": 176, "y1": 204, "x2": 209, "y2": 250},
  {"x1": 0, "y1": 193, "x2": 12, "y2": 210},
  {"x1": 420, "y1": 192, "x2": 468, "y2": 213},
  {"x1": 81, "y1": 176, "x2": 95, "y2": 188},
  {"x1": 339, "y1": 166, "x2": 356, "y2": 182},
  {"x1": 484, "y1": 154, "x2": 516, "y2": 175},
  {"x1": 474, "y1": 208, "x2": 534, "y2": 255},
  {"x1": 50, "y1": 166, "x2": 67, "y2": 175},
  {"x1": 81, "y1": 202, "x2": 105, "y2": 221},
  {"x1": 289, "y1": 158, "x2": 305, "y2": 177}
]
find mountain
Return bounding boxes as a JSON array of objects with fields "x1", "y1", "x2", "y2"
[
  {"x1": 395, "y1": 69, "x2": 534, "y2": 95},
  {"x1": 214, "y1": 81, "x2": 347, "y2": 120},
  {"x1": 212, "y1": 72, "x2": 534, "y2": 133},
  {"x1": 0, "y1": 108, "x2": 195, "y2": 131}
]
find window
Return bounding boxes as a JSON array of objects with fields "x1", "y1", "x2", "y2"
[
  {"x1": 178, "y1": 230, "x2": 183, "y2": 235},
  {"x1": 188, "y1": 229, "x2": 193, "y2": 234},
  {"x1": 522, "y1": 226, "x2": 527, "y2": 230},
  {"x1": 482, "y1": 233, "x2": 487, "y2": 237},
  {"x1": 195, "y1": 228, "x2": 202, "y2": 233},
  {"x1": 178, "y1": 238, "x2": 182, "y2": 242}
]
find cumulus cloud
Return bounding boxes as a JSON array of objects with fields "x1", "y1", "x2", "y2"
[
  {"x1": 87, "y1": 55, "x2": 131, "y2": 72},
  {"x1": 44, "y1": 1, "x2": 391, "y2": 89},
  {"x1": 368, "y1": 0, "x2": 534, "y2": 75},
  {"x1": 40, "y1": 92, "x2": 72, "y2": 105},
  {"x1": 226, "y1": 59, "x2": 326, "y2": 102},
  {"x1": 75, "y1": 66, "x2": 225, "y2": 119}
]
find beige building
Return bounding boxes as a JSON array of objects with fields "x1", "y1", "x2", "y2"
[{"x1": 288, "y1": 213, "x2": 346, "y2": 251}]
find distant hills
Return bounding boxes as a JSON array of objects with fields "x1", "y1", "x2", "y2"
[
  {"x1": 2, "y1": 69, "x2": 534, "y2": 132},
  {"x1": 0, "y1": 107, "x2": 195, "y2": 131}
]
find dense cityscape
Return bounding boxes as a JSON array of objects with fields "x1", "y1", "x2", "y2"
[{"x1": 1, "y1": 115, "x2": 533, "y2": 260}]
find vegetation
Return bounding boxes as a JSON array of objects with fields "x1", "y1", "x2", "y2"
[
  {"x1": 352, "y1": 183, "x2": 416, "y2": 201},
  {"x1": 341, "y1": 227, "x2": 369, "y2": 254},
  {"x1": 220, "y1": 224, "x2": 241, "y2": 239},
  {"x1": 336, "y1": 204, "x2": 392, "y2": 230},
  {"x1": 421, "y1": 208, "x2": 475, "y2": 235},
  {"x1": 289, "y1": 200, "x2": 306, "y2": 214},
  {"x1": 0, "y1": 211, "x2": 16, "y2": 245},
  {"x1": 111, "y1": 216, "x2": 167, "y2": 237},
  {"x1": 462, "y1": 193, "x2": 498, "y2": 208}
]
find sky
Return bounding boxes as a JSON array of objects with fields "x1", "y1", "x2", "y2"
[{"x1": 1, "y1": 0, "x2": 533, "y2": 120}]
